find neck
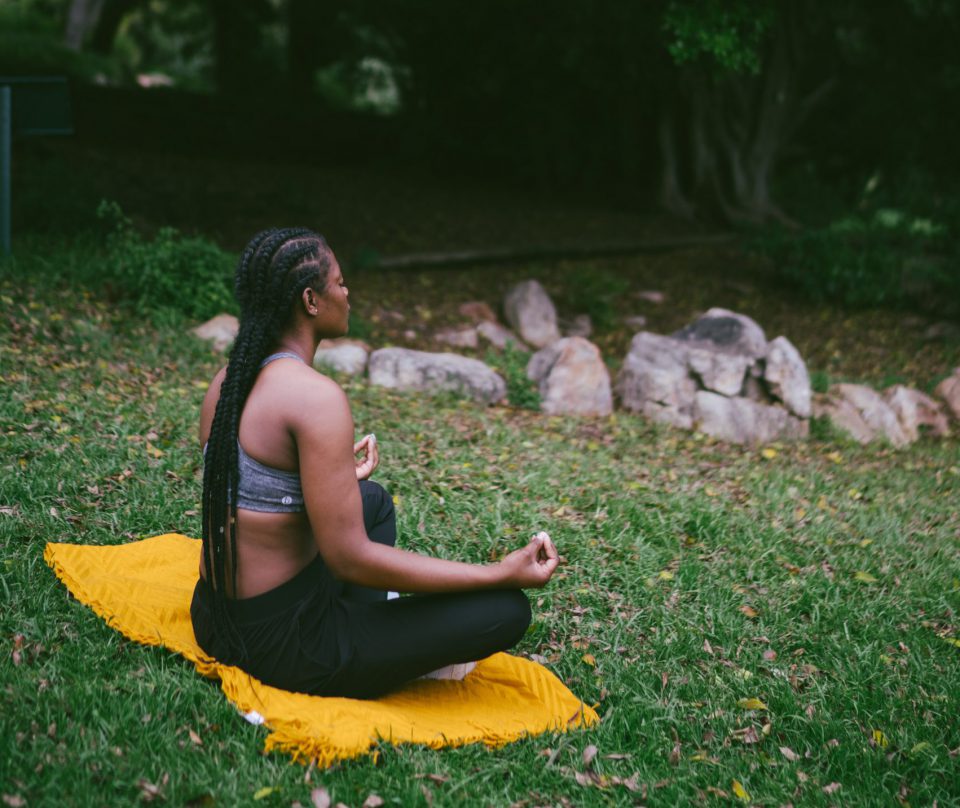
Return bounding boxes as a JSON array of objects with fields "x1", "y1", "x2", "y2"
[{"x1": 273, "y1": 331, "x2": 318, "y2": 365}]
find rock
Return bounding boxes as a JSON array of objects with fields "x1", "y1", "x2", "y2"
[
  {"x1": 816, "y1": 383, "x2": 910, "y2": 447},
  {"x1": 503, "y1": 280, "x2": 561, "y2": 348},
  {"x1": 313, "y1": 339, "x2": 369, "y2": 376},
  {"x1": 637, "y1": 290, "x2": 665, "y2": 305},
  {"x1": 935, "y1": 368, "x2": 960, "y2": 421},
  {"x1": 368, "y1": 348, "x2": 506, "y2": 404},
  {"x1": 476, "y1": 320, "x2": 526, "y2": 350},
  {"x1": 764, "y1": 336, "x2": 812, "y2": 418},
  {"x1": 812, "y1": 393, "x2": 875, "y2": 445},
  {"x1": 694, "y1": 391, "x2": 808, "y2": 444},
  {"x1": 686, "y1": 347, "x2": 753, "y2": 397},
  {"x1": 458, "y1": 301, "x2": 498, "y2": 323},
  {"x1": 433, "y1": 326, "x2": 479, "y2": 349},
  {"x1": 615, "y1": 332, "x2": 697, "y2": 428},
  {"x1": 526, "y1": 337, "x2": 612, "y2": 416},
  {"x1": 622, "y1": 315, "x2": 648, "y2": 331},
  {"x1": 670, "y1": 309, "x2": 767, "y2": 397},
  {"x1": 884, "y1": 385, "x2": 950, "y2": 440},
  {"x1": 561, "y1": 314, "x2": 592, "y2": 339},
  {"x1": 192, "y1": 313, "x2": 238, "y2": 352},
  {"x1": 672, "y1": 307, "x2": 767, "y2": 360}
]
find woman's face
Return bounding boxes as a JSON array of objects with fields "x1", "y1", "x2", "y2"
[{"x1": 319, "y1": 255, "x2": 350, "y2": 336}]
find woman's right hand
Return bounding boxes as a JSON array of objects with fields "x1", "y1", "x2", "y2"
[{"x1": 497, "y1": 531, "x2": 559, "y2": 589}]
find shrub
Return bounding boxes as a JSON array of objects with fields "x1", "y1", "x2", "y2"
[
  {"x1": 97, "y1": 201, "x2": 235, "y2": 323},
  {"x1": 755, "y1": 195, "x2": 959, "y2": 310},
  {"x1": 484, "y1": 344, "x2": 541, "y2": 410}
]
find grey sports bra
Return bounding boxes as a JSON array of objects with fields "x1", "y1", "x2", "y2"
[{"x1": 206, "y1": 351, "x2": 306, "y2": 513}]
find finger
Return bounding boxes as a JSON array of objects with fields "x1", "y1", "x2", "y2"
[
  {"x1": 353, "y1": 436, "x2": 367, "y2": 455},
  {"x1": 543, "y1": 535, "x2": 558, "y2": 560}
]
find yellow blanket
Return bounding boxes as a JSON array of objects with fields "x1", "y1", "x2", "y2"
[{"x1": 44, "y1": 533, "x2": 598, "y2": 766}]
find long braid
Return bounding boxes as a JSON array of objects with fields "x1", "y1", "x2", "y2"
[{"x1": 201, "y1": 227, "x2": 331, "y2": 659}]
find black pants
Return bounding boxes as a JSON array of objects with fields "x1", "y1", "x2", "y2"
[{"x1": 191, "y1": 480, "x2": 531, "y2": 698}]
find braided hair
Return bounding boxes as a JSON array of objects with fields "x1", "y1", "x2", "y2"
[{"x1": 201, "y1": 228, "x2": 332, "y2": 655}]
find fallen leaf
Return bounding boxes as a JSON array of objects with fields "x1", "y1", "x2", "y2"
[
  {"x1": 253, "y1": 787, "x2": 276, "y2": 800},
  {"x1": 737, "y1": 697, "x2": 768, "y2": 711},
  {"x1": 3, "y1": 796, "x2": 27, "y2": 808},
  {"x1": 762, "y1": 649, "x2": 777, "y2": 661},
  {"x1": 740, "y1": 605, "x2": 759, "y2": 619},
  {"x1": 941, "y1": 637, "x2": 960, "y2": 648},
  {"x1": 582, "y1": 653, "x2": 596, "y2": 667},
  {"x1": 362, "y1": 795, "x2": 385, "y2": 808},
  {"x1": 872, "y1": 729, "x2": 889, "y2": 748},
  {"x1": 582, "y1": 744, "x2": 598, "y2": 767},
  {"x1": 731, "y1": 779, "x2": 750, "y2": 802},
  {"x1": 779, "y1": 746, "x2": 799, "y2": 762},
  {"x1": 658, "y1": 570, "x2": 674, "y2": 581},
  {"x1": 188, "y1": 729, "x2": 202, "y2": 746},
  {"x1": 909, "y1": 741, "x2": 931, "y2": 756},
  {"x1": 822, "y1": 782, "x2": 842, "y2": 795},
  {"x1": 311, "y1": 787, "x2": 331, "y2": 808},
  {"x1": 706, "y1": 786, "x2": 729, "y2": 798},
  {"x1": 668, "y1": 740, "x2": 681, "y2": 766},
  {"x1": 854, "y1": 571, "x2": 878, "y2": 584},
  {"x1": 761, "y1": 448, "x2": 777, "y2": 460},
  {"x1": 703, "y1": 639, "x2": 714, "y2": 655}
]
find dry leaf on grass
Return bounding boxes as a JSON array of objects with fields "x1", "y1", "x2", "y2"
[
  {"x1": 779, "y1": 746, "x2": 800, "y2": 762},
  {"x1": 310, "y1": 787, "x2": 331, "y2": 808}
]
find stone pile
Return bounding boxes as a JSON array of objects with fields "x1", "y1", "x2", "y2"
[
  {"x1": 616, "y1": 308, "x2": 810, "y2": 444},
  {"x1": 190, "y1": 294, "x2": 960, "y2": 448},
  {"x1": 814, "y1": 380, "x2": 952, "y2": 447}
]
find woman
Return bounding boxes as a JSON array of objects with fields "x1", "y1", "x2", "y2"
[{"x1": 190, "y1": 228, "x2": 559, "y2": 698}]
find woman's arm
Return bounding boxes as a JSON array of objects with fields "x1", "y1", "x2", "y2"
[{"x1": 293, "y1": 375, "x2": 558, "y2": 593}]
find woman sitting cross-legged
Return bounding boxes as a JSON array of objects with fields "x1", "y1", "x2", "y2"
[{"x1": 190, "y1": 227, "x2": 559, "y2": 698}]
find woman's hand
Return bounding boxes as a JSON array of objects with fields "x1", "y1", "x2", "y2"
[
  {"x1": 497, "y1": 531, "x2": 559, "y2": 589},
  {"x1": 353, "y1": 433, "x2": 379, "y2": 480}
]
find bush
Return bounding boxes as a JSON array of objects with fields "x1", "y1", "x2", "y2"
[
  {"x1": 484, "y1": 344, "x2": 540, "y2": 410},
  {"x1": 755, "y1": 188, "x2": 960, "y2": 310},
  {"x1": 97, "y1": 201, "x2": 235, "y2": 323}
]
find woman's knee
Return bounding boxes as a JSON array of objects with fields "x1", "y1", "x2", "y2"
[
  {"x1": 494, "y1": 589, "x2": 532, "y2": 645},
  {"x1": 359, "y1": 480, "x2": 396, "y2": 544}
]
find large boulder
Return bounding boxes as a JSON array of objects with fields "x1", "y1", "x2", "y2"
[
  {"x1": 193, "y1": 313, "x2": 238, "y2": 352},
  {"x1": 313, "y1": 339, "x2": 370, "y2": 376},
  {"x1": 813, "y1": 384, "x2": 910, "y2": 447},
  {"x1": 616, "y1": 310, "x2": 810, "y2": 443},
  {"x1": 503, "y1": 280, "x2": 561, "y2": 348},
  {"x1": 672, "y1": 309, "x2": 767, "y2": 396},
  {"x1": 764, "y1": 336, "x2": 812, "y2": 418},
  {"x1": 694, "y1": 391, "x2": 808, "y2": 444},
  {"x1": 368, "y1": 348, "x2": 506, "y2": 405},
  {"x1": 885, "y1": 385, "x2": 950, "y2": 440},
  {"x1": 935, "y1": 368, "x2": 960, "y2": 421},
  {"x1": 527, "y1": 337, "x2": 612, "y2": 416},
  {"x1": 615, "y1": 332, "x2": 697, "y2": 428}
]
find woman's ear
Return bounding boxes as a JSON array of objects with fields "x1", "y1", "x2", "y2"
[{"x1": 302, "y1": 287, "x2": 320, "y2": 316}]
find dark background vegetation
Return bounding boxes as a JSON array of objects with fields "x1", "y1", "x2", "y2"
[{"x1": 2, "y1": 0, "x2": 959, "y2": 315}]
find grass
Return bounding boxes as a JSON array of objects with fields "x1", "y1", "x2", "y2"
[{"x1": 2, "y1": 272, "x2": 960, "y2": 808}]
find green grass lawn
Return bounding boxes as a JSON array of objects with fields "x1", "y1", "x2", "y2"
[{"x1": 2, "y1": 275, "x2": 959, "y2": 807}]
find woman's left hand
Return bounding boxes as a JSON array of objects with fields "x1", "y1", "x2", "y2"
[{"x1": 353, "y1": 433, "x2": 380, "y2": 480}]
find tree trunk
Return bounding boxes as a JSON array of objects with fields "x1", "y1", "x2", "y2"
[
  {"x1": 657, "y1": 1, "x2": 827, "y2": 227},
  {"x1": 89, "y1": 0, "x2": 141, "y2": 54},
  {"x1": 208, "y1": 0, "x2": 272, "y2": 96},
  {"x1": 64, "y1": 0, "x2": 105, "y2": 51}
]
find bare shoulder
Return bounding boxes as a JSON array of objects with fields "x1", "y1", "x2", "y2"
[
  {"x1": 198, "y1": 366, "x2": 228, "y2": 445},
  {"x1": 280, "y1": 364, "x2": 353, "y2": 437}
]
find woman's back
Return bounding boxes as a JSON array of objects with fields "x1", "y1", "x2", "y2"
[{"x1": 199, "y1": 356, "x2": 329, "y2": 598}]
